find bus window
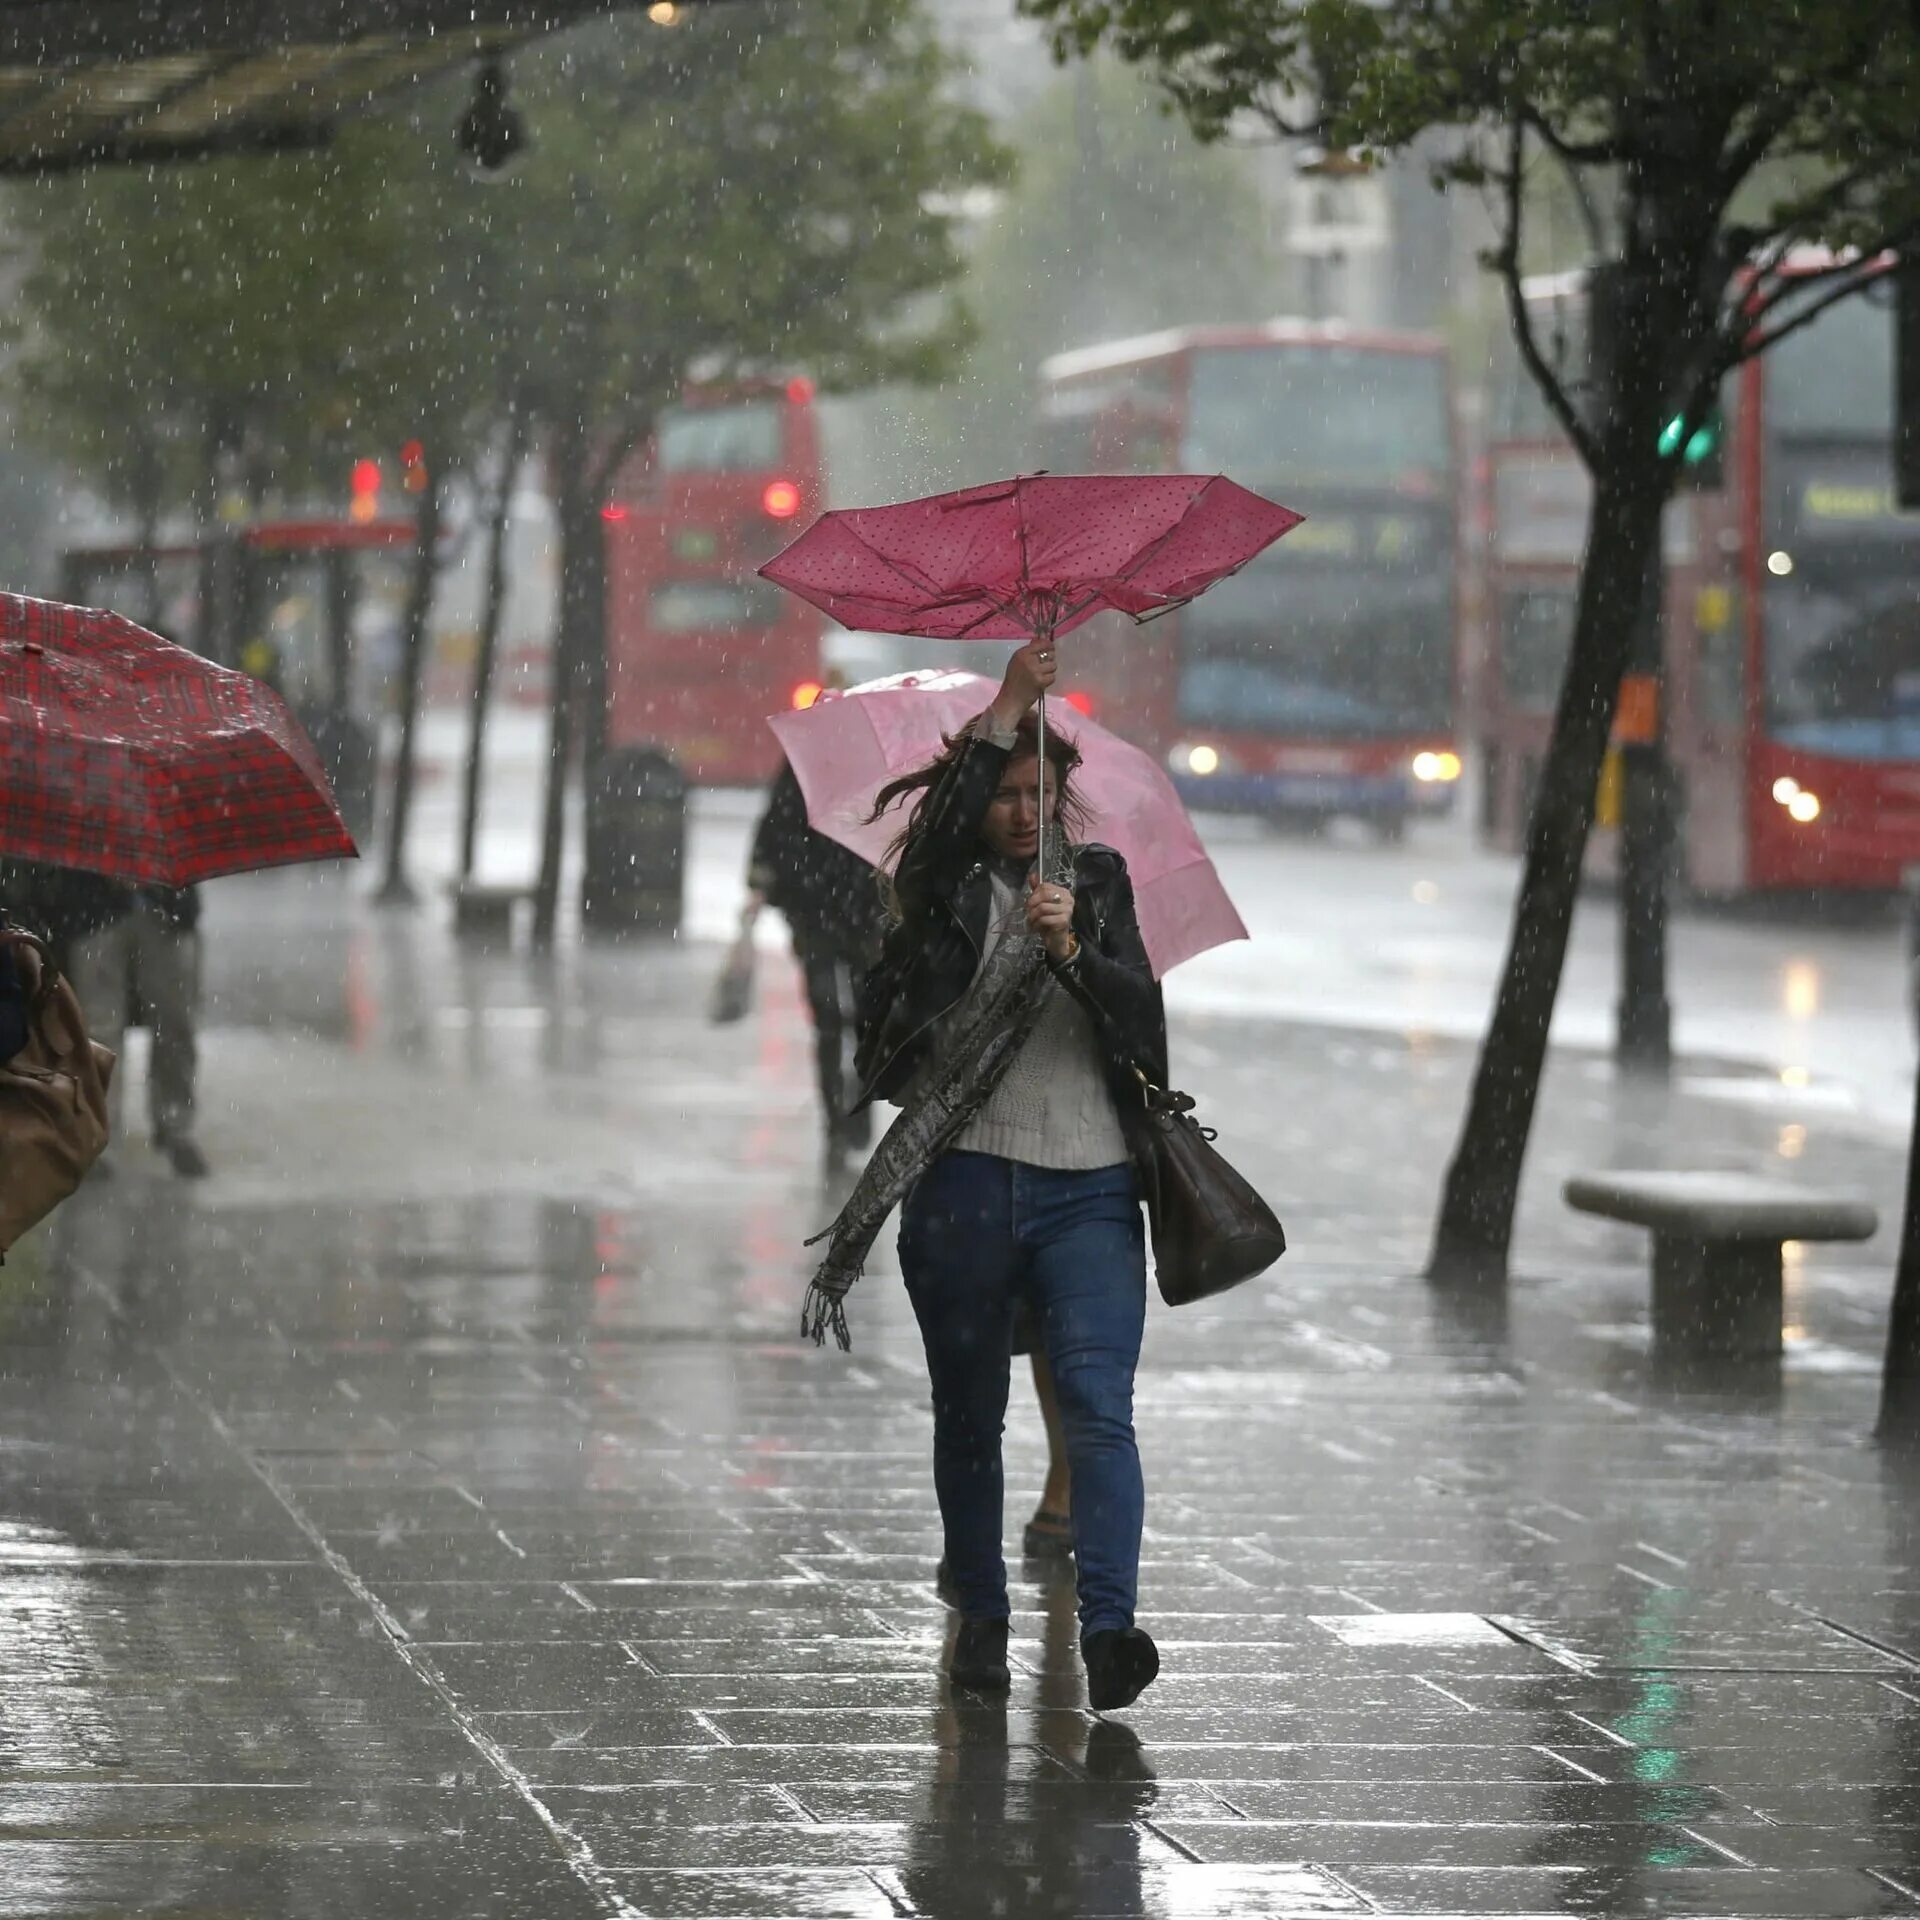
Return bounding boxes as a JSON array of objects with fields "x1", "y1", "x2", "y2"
[
  {"x1": 1177, "y1": 548, "x2": 1453, "y2": 739},
  {"x1": 1766, "y1": 278, "x2": 1894, "y2": 441},
  {"x1": 1491, "y1": 299, "x2": 1587, "y2": 441},
  {"x1": 647, "y1": 579, "x2": 782, "y2": 633},
  {"x1": 1185, "y1": 345, "x2": 1450, "y2": 490},
  {"x1": 656, "y1": 401, "x2": 784, "y2": 473},
  {"x1": 1765, "y1": 577, "x2": 1920, "y2": 759}
]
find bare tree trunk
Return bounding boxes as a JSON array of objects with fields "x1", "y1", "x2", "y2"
[
  {"x1": 132, "y1": 432, "x2": 165, "y2": 631},
  {"x1": 1879, "y1": 1057, "x2": 1920, "y2": 1444},
  {"x1": 531, "y1": 424, "x2": 602, "y2": 949},
  {"x1": 1427, "y1": 461, "x2": 1668, "y2": 1285},
  {"x1": 458, "y1": 405, "x2": 528, "y2": 883},
  {"x1": 377, "y1": 468, "x2": 442, "y2": 907}
]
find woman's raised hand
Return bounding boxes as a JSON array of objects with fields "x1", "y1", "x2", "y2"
[
  {"x1": 987, "y1": 639, "x2": 1059, "y2": 732},
  {"x1": 1026, "y1": 873, "x2": 1078, "y2": 961}
]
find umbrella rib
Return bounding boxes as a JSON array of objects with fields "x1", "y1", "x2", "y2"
[
  {"x1": 822, "y1": 520, "x2": 954, "y2": 611},
  {"x1": 1105, "y1": 472, "x2": 1226, "y2": 599}
]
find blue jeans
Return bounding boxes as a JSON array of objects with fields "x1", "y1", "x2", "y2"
[{"x1": 898, "y1": 1150, "x2": 1147, "y2": 1639}]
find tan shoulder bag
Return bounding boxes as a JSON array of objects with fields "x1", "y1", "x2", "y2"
[{"x1": 0, "y1": 927, "x2": 116, "y2": 1256}]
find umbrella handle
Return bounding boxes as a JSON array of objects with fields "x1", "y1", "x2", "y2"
[{"x1": 1035, "y1": 684, "x2": 1046, "y2": 886}]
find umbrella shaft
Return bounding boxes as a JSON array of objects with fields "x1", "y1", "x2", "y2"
[{"x1": 1035, "y1": 689, "x2": 1046, "y2": 882}]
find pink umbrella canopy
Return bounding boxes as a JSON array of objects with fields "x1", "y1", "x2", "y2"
[
  {"x1": 769, "y1": 670, "x2": 1246, "y2": 979},
  {"x1": 757, "y1": 472, "x2": 1302, "y2": 641}
]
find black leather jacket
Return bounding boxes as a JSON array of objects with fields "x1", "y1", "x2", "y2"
[{"x1": 853, "y1": 728, "x2": 1168, "y2": 1119}]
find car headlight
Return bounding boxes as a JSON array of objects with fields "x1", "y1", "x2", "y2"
[{"x1": 1411, "y1": 750, "x2": 1463, "y2": 784}]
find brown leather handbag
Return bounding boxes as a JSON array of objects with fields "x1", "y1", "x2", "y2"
[
  {"x1": 0, "y1": 928, "x2": 116, "y2": 1257},
  {"x1": 1130, "y1": 1077, "x2": 1286, "y2": 1306},
  {"x1": 1055, "y1": 960, "x2": 1285, "y2": 1305}
]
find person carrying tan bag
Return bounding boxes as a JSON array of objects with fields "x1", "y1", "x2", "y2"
[{"x1": 0, "y1": 924, "x2": 115, "y2": 1256}]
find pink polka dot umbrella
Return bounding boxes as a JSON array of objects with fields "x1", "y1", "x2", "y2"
[{"x1": 758, "y1": 473, "x2": 1303, "y2": 873}]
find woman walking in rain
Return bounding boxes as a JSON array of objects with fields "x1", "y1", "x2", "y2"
[{"x1": 802, "y1": 639, "x2": 1166, "y2": 1710}]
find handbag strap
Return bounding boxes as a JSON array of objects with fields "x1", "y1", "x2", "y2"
[
  {"x1": 1048, "y1": 949, "x2": 1207, "y2": 1127},
  {"x1": 0, "y1": 925, "x2": 55, "y2": 1011}
]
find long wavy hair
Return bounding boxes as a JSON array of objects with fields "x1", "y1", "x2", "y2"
[{"x1": 868, "y1": 711, "x2": 1090, "y2": 916}]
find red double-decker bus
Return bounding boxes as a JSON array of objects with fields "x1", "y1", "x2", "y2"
[
  {"x1": 1480, "y1": 256, "x2": 1920, "y2": 893},
  {"x1": 603, "y1": 377, "x2": 824, "y2": 786},
  {"x1": 1037, "y1": 323, "x2": 1463, "y2": 837}
]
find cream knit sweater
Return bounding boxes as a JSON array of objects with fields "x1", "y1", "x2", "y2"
[{"x1": 949, "y1": 868, "x2": 1130, "y2": 1171}]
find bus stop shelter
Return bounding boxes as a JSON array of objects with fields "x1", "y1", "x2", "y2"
[{"x1": 0, "y1": 0, "x2": 661, "y2": 175}]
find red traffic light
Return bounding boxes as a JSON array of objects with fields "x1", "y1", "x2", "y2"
[
  {"x1": 762, "y1": 479, "x2": 801, "y2": 519},
  {"x1": 350, "y1": 459, "x2": 381, "y2": 496}
]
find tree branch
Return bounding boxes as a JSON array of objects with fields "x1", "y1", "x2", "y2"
[
  {"x1": 1521, "y1": 107, "x2": 1627, "y2": 171},
  {"x1": 587, "y1": 377, "x2": 675, "y2": 496},
  {"x1": 1741, "y1": 236, "x2": 1896, "y2": 335},
  {"x1": 1523, "y1": 106, "x2": 1607, "y2": 258},
  {"x1": 1739, "y1": 257, "x2": 1899, "y2": 364},
  {"x1": 1499, "y1": 118, "x2": 1600, "y2": 470}
]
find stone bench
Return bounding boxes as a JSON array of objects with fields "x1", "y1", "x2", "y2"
[
  {"x1": 1563, "y1": 1170, "x2": 1879, "y2": 1360},
  {"x1": 449, "y1": 880, "x2": 532, "y2": 943}
]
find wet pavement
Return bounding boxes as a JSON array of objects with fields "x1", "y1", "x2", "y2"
[{"x1": 4, "y1": 863, "x2": 1920, "y2": 1917}]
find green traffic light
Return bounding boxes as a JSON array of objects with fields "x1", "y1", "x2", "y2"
[{"x1": 1659, "y1": 409, "x2": 1722, "y2": 464}]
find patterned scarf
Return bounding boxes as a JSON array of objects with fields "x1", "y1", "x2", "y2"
[{"x1": 799, "y1": 852, "x2": 1068, "y2": 1351}]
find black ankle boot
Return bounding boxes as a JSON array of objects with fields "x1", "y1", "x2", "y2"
[
  {"x1": 948, "y1": 1616, "x2": 1011, "y2": 1692},
  {"x1": 1082, "y1": 1626, "x2": 1159, "y2": 1711}
]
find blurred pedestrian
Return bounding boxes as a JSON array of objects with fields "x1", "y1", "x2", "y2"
[
  {"x1": 125, "y1": 886, "x2": 209, "y2": 1179},
  {"x1": 0, "y1": 864, "x2": 208, "y2": 1177},
  {"x1": 746, "y1": 741, "x2": 887, "y2": 1167},
  {"x1": 807, "y1": 640, "x2": 1167, "y2": 1711}
]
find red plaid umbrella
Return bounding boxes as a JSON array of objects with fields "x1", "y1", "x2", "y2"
[{"x1": 0, "y1": 594, "x2": 357, "y2": 887}]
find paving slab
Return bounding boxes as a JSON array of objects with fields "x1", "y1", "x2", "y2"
[{"x1": 3, "y1": 872, "x2": 1920, "y2": 1915}]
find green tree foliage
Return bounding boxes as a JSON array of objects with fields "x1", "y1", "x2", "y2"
[
  {"x1": 893, "y1": 56, "x2": 1285, "y2": 485},
  {"x1": 8, "y1": 126, "x2": 484, "y2": 525},
  {"x1": 1024, "y1": 0, "x2": 1920, "y2": 1294},
  {"x1": 6, "y1": 0, "x2": 1001, "y2": 926},
  {"x1": 478, "y1": 0, "x2": 1007, "y2": 938}
]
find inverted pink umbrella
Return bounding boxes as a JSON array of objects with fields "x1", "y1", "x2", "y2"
[
  {"x1": 759, "y1": 472, "x2": 1301, "y2": 876},
  {"x1": 769, "y1": 670, "x2": 1245, "y2": 978}
]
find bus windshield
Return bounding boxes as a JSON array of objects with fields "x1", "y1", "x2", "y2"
[
  {"x1": 1765, "y1": 569, "x2": 1920, "y2": 760},
  {"x1": 1176, "y1": 521, "x2": 1453, "y2": 739},
  {"x1": 1764, "y1": 440, "x2": 1920, "y2": 758},
  {"x1": 656, "y1": 400, "x2": 783, "y2": 473},
  {"x1": 1184, "y1": 345, "x2": 1450, "y2": 490}
]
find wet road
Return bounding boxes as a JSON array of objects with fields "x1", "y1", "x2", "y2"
[
  {"x1": 2, "y1": 837, "x2": 1919, "y2": 1917},
  {"x1": 422, "y1": 709, "x2": 1920, "y2": 1139}
]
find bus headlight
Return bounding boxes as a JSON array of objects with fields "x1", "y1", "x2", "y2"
[
  {"x1": 1773, "y1": 776, "x2": 1820, "y2": 823},
  {"x1": 1172, "y1": 742, "x2": 1231, "y2": 777},
  {"x1": 1411, "y1": 750, "x2": 1463, "y2": 784}
]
